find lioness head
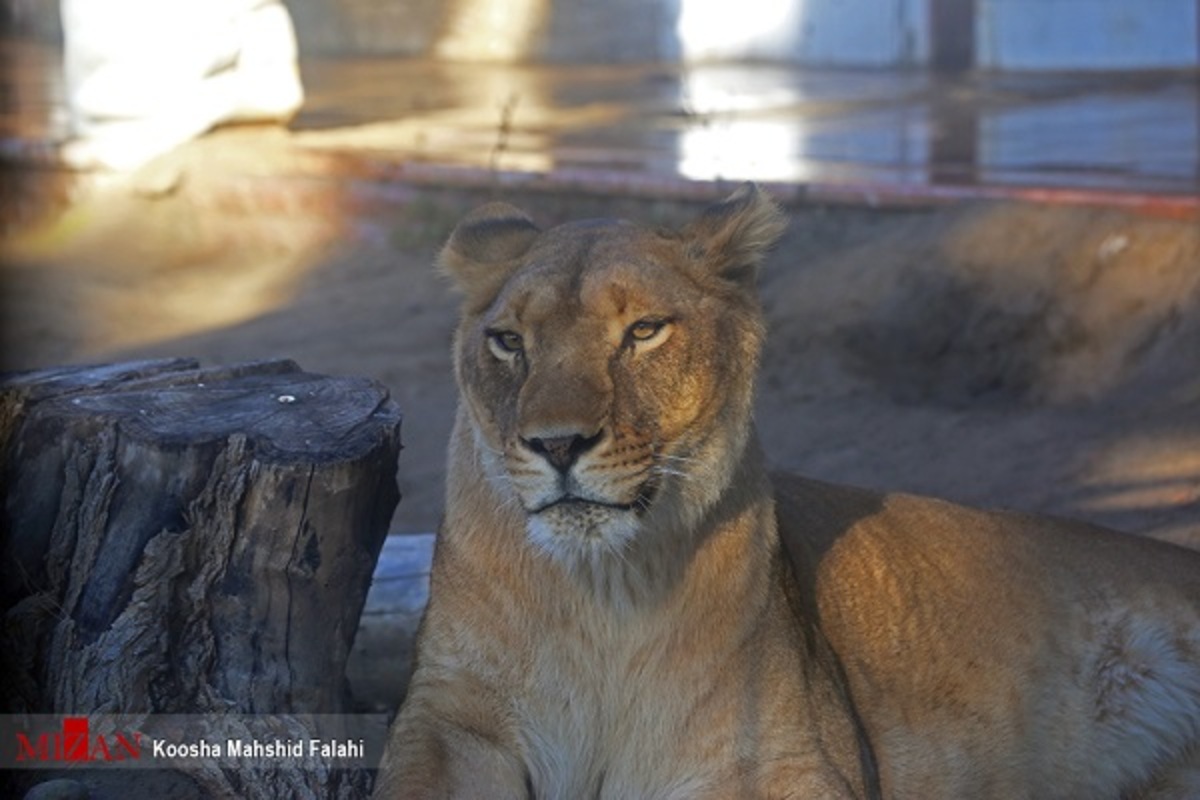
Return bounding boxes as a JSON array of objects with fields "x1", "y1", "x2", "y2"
[{"x1": 441, "y1": 184, "x2": 786, "y2": 568}]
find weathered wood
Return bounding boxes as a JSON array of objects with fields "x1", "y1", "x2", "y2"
[{"x1": 0, "y1": 359, "x2": 402, "y2": 799}]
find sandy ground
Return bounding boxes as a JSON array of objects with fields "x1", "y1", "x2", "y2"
[{"x1": 3, "y1": 128, "x2": 1199, "y2": 549}]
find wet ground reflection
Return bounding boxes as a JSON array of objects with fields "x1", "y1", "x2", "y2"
[
  {"x1": 292, "y1": 58, "x2": 1199, "y2": 199},
  {"x1": 3, "y1": 37, "x2": 1198, "y2": 203}
]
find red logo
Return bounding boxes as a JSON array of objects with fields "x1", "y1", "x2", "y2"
[{"x1": 15, "y1": 717, "x2": 142, "y2": 763}]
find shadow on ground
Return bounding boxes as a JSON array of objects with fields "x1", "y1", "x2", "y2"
[{"x1": 3, "y1": 146, "x2": 1198, "y2": 548}]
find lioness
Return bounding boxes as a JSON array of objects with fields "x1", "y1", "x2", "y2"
[{"x1": 375, "y1": 185, "x2": 1200, "y2": 799}]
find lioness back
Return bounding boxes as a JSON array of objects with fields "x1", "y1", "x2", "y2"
[
  {"x1": 776, "y1": 473, "x2": 1200, "y2": 798},
  {"x1": 375, "y1": 185, "x2": 1200, "y2": 800}
]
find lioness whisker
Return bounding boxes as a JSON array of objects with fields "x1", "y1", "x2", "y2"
[
  {"x1": 655, "y1": 453, "x2": 698, "y2": 463},
  {"x1": 651, "y1": 464, "x2": 692, "y2": 480}
]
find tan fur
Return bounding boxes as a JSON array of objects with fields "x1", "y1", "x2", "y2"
[{"x1": 375, "y1": 185, "x2": 1200, "y2": 799}]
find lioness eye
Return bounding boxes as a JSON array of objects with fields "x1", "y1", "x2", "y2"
[
  {"x1": 487, "y1": 330, "x2": 524, "y2": 355},
  {"x1": 628, "y1": 319, "x2": 667, "y2": 340},
  {"x1": 626, "y1": 319, "x2": 668, "y2": 344}
]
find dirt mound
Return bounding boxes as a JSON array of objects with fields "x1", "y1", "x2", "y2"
[{"x1": 762, "y1": 203, "x2": 1200, "y2": 406}]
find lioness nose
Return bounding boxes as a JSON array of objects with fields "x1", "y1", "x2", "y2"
[{"x1": 523, "y1": 432, "x2": 602, "y2": 473}]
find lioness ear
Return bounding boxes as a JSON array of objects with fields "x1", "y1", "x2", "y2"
[
  {"x1": 683, "y1": 183, "x2": 787, "y2": 287},
  {"x1": 438, "y1": 202, "x2": 541, "y2": 305}
]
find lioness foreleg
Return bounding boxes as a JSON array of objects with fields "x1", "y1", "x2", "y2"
[{"x1": 374, "y1": 708, "x2": 528, "y2": 799}]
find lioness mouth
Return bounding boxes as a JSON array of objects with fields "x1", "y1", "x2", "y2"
[
  {"x1": 532, "y1": 496, "x2": 635, "y2": 514},
  {"x1": 532, "y1": 485, "x2": 657, "y2": 516}
]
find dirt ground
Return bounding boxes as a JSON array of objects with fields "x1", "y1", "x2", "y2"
[{"x1": 3, "y1": 128, "x2": 1199, "y2": 549}]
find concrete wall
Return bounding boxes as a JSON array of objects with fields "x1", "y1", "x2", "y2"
[
  {"x1": 977, "y1": 0, "x2": 1200, "y2": 70},
  {"x1": 285, "y1": 0, "x2": 443, "y2": 56},
  {"x1": 677, "y1": 0, "x2": 930, "y2": 66},
  {"x1": 7, "y1": 0, "x2": 1200, "y2": 69},
  {"x1": 290, "y1": 0, "x2": 1200, "y2": 69},
  {"x1": 286, "y1": 0, "x2": 681, "y2": 62}
]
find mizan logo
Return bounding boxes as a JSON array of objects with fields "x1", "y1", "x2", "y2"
[
  {"x1": 6, "y1": 714, "x2": 377, "y2": 769},
  {"x1": 15, "y1": 717, "x2": 142, "y2": 763}
]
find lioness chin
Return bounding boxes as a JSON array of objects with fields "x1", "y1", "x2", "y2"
[{"x1": 376, "y1": 185, "x2": 1200, "y2": 799}]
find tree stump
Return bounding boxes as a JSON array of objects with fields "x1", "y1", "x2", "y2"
[{"x1": 0, "y1": 359, "x2": 402, "y2": 799}]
